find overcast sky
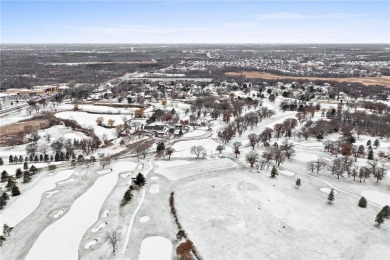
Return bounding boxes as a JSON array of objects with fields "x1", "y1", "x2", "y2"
[{"x1": 1, "y1": 0, "x2": 389, "y2": 44}]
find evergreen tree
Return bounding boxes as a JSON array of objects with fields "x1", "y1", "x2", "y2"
[
  {"x1": 29, "y1": 165, "x2": 38, "y2": 175},
  {"x1": 179, "y1": 129, "x2": 183, "y2": 136},
  {"x1": 8, "y1": 155, "x2": 13, "y2": 164},
  {"x1": 39, "y1": 154, "x2": 43, "y2": 161},
  {"x1": 367, "y1": 149, "x2": 374, "y2": 160},
  {"x1": 23, "y1": 171, "x2": 32, "y2": 183},
  {"x1": 381, "y1": 205, "x2": 390, "y2": 217},
  {"x1": 55, "y1": 153, "x2": 60, "y2": 162},
  {"x1": 11, "y1": 185, "x2": 20, "y2": 196},
  {"x1": 15, "y1": 168, "x2": 23, "y2": 179},
  {"x1": 34, "y1": 155, "x2": 38, "y2": 162},
  {"x1": 0, "y1": 157, "x2": 3, "y2": 166},
  {"x1": 13, "y1": 155, "x2": 18, "y2": 163},
  {"x1": 18, "y1": 155, "x2": 23, "y2": 163},
  {"x1": 60, "y1": 152, "x2": 65, "y2": 161},
  {"x1": 132, "y1": 173, "x2": 146, "y2": 187},
  {"x1": 296, "y1": 178, "x2": 301, "y2": 188},
  {"x1": 373, "y1": 139, "x2": 380, "y2": 148},
  {"x1": 270, "y1": 166, "x2": 278, "y2": 178},
  {"x1": 50, "y1": 155, "x2": 54, "y2": 161},
  {"x1": 122, "y1": 189, "x2": 133, "y2": 204},
  {"x1": 1, "y1": 171, "x2": 9, "y2": 183},
  {"x1": 0, "y1": 196, "x2": 6, "y2": 209},
  {"x1": 29, "y1": 154, "x2": 33, "y2": 162},
  {"x1": 1, "y1": 192, "x2": 9, "y2": 201},
  {"x1": 328, "y1": 189, "x2": 335, "y2": 203},
  {"x1": 25, "y1": 156, "x2": 29, "y2": 162},
  {"x1": 375, "y1": 211, "x2": 384, "y2": 226},
  {"x1": 5, "y1": 177, "x2": 16, "y2": 191},
  {"x1": 358, "y1": 196, "x2": 367, "y2": 208},
  {"x1": 44, "y1": 154, "x2": 49, "y2": 161},
  {"x1": 72, "y1": 153, "x2": 76, "y2": 160},
  {"x1": 366, "y1": 140, "x2": 371, "y2": 146},
  {"x1": 23, "y1": 162, "x2": 28, "y2": 170}
]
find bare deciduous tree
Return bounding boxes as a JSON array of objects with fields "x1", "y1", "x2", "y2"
[
  {"x1": 190, "y1": 145, "x2": 206, "y2": 158},
  {"x1": 106, "y1": 231, "x2": 120, "y2": 255}
]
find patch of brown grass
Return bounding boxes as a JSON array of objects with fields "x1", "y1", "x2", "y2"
[
  {"x1": 226, "y1": 71, "x2": 390, "y2": 87},
  {"x1": 0, "y1": 119, "x2": 49, "y2": 145}
]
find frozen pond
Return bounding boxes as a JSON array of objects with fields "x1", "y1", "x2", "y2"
[
  {"x1": 26, "y1": 171, "x2": 118, "y2": 259},
  {"x1": 138, "y1": 236, "x2": 172, "y2": 260},
  {"x1": 361, "y1": 190, "x2": 390, "y2": 207},
  {"x1": 0, "y1": 169, "x2": 74, "y2": 233}
]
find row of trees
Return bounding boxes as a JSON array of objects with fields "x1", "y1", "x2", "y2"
[{"x1": 308, "y1": 157, "x2": 387, "y2": 183}]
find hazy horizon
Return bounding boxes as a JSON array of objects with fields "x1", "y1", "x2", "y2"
[{"x1": 2, "y1": 0, "x2": 389, "y2": 44}]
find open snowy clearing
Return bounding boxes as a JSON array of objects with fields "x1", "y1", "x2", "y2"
[
  {"x1": 0, "y1": 169, "x2": 75, "y2": 233},
  {"x1": 172, "y1": 138, "x2": 233, "y2": 158},
  {"x1": 138, "y1": 236, "x2": 172, "y2": 260},
  {"x1": 55, "y1": 111, "x2": 120, "y2": 139},
  {"x1": 155, "y1": 158, "x2": 238, "y2": 180},
  {"x1": 361, "y1": 190, "x2": 390, "y2": 207},
  {"x1": 175, "y1": 169, "x2": 390, "y2": 260}
]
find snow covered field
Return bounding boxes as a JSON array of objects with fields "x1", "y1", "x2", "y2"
[
  {"x1": 0, "y1": 169, "x2": 75, "y2": 234},
  {"x1": 25, "y1": 161, "x2": 135, "y2": 259}
]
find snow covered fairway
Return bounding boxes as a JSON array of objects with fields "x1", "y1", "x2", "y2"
[
  {"x1": 174, "y1": 169, "x2": 390, "y2": 259},
  {"x1": 25, "y1": 168, "x2": 119, "y2": 259},
  {"x1": 155, "y1": 158, "x2": 238, "y2": 180},
  {"x1": 0, "y1": 169, "x2": 75, "y2": 233}
]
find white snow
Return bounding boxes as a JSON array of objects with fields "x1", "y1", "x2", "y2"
[
  {"x1": 280, "y1": 170, "x2": 295, "y2": 176},
  {"x1": 0, "y1": 169, "x2": 74, "y2": 233},
  {"x1": 320, "y1": 188, "x2": 338, "y2": 194},
  {"x1": 121, "y1": 172, "x2": 132, "y2": 178},
  {"x1": 26, "y1": 167, "x2": 119, "y2": 259},
  {"x1": 91, "y1": 222, "x2": 107, "y2": 233},
  {"x1": 45, "y1": 190, "x2": 59, "y2": 198},
  {"x1": 57, "y1": 177, "x2": 76, "y2": 185},
  {"x1": 139, "y1": 216, "x2": 150, "y2": 223},
  {"x1": 294, "y1": 152, "x2": 318, "y2": 162},
  {"x1": 84, "y1": 239, "x2": 97, "y2": 249},
  {"x1": 151, "y1": 176, "x2": 159, "y2": 181},
  {"x1": 102, "y1": 209, "x2": 110, "y2": 218},
  {"x1": 149, "y1": 184, "x2": 159, "y2": 194},
  {"x1": 155, "y1": 159, "x2": 237, "y2": 180},
  {"x1": 97, "y1": 169, "x2": 112, "y2": 175},
  {"x1": 53, "y1": 210, "x2": 64, "y2": 219},
  {"x1": 361, "y1": 190, "x2": 390, "y2": 207},
  {"x1": 138, "y1": 236, "x2": 172, "y2": 260}
]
